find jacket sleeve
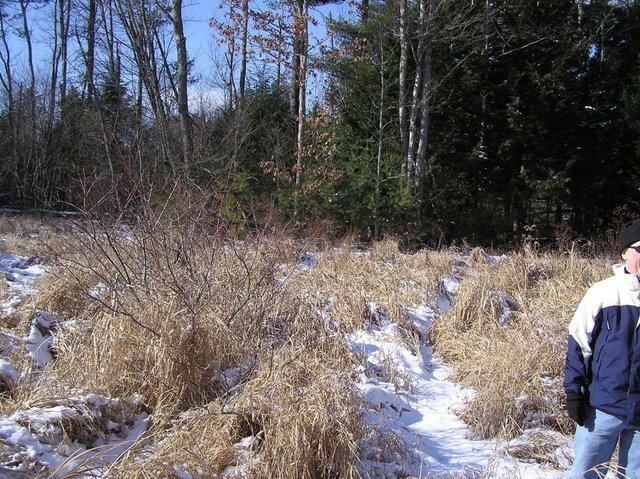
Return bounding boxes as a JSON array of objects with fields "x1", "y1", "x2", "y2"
[{"x1": 563, "y1": 284, "x2": 602, "y2": 394}]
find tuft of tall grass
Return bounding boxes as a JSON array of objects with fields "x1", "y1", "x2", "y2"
[
  {"x1": 281, "y1": 238, "x2": 455, "y2": 338},
  {"x1": 430, "y1": 245, "x2": 612, "y2": 439},
  {"x1": 226, "y1": 325, "x2": 362, "y2": 479}
]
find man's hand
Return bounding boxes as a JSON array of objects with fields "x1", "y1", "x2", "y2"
[{"x1": 565, "y1": 392, "x2": 586, "y2": 426}]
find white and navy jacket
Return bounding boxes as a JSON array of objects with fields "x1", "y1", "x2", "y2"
[{"x1": 563, "y1": 264, "x2": 640, "y2": 427}]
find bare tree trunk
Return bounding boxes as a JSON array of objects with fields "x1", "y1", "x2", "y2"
[
  {"x1": 136, "y1": 65, "x2": 143, "y2": 131},
  {"x1": 47, "y1": 0, "x2": 60, "y2": 139},
  {"x1": 398, "y1": 0, "x2": 409, "y2": 174},
  {"x1": 406, "y1": 0, "x2": 435, "y2": 223},
  {"x1": 225, "y1": 0, "x2": 236, "y2": 109},
  {"x1": 101, "y1": 0, "x2": 116, "y2": 84},
  {"x1": 276, "y1": 18, "x2": 283, "y2": 89},
  {"x1": 142, "y1": 14, "x2": 166, "y2": 125},
  {"x1": 0, "y1": 3, "x2": 19, "y2": 194},
  {"x1": 375, "y1": 42, "x2": 386, "y2": 239},
  {"x1": 293, "y1": 0, "x2": 308, "y2": 219},
  {"x1": 289, "y1": 0, "x2": 304, "y2": 117},
  {"x1": 239, "y1": 0, "x2": 248, "y2": 104},
  {"x1": 0, "y1": 7, "x2": 14, "y2": 132},
  {"x1": 477, "y1": 0, "x2": 489, "y2": 165},
  {"x1": 96, "y1": 0, "x2": 119, "y2": 183},
  {"x1": 85, "y1": 0, "x2": 96, "y2": 101},
  {"x1": 170, "y1": 0, "x2": 193, "y2": 171},
  {"x1": 58, "y1": 0, "x2": 71, "y2": 102},
  {"x1": 360, "y1": 0, "x2": 369, "y2": 21},
  {"x1": 406, "y1": 23, "x2": 424, "y2": 185},
  {"x1": 18, "y1": 0, "x2": 36, "y2": 140},
  {"x1": 116, "y1": 0, "x2": 171, "y2": 166},
  {"x1": 225, "y1": 47, "x2": 235, "y2": 109},
  {"x1": 413, "y1": 0, "x2": 434, "y2": 220},
  {"x1": 44, "y1": 0, "x2": 62, "y2": 204},
  {"x1": 155, "y1": 29, "x2": 179, "y2": 110}
]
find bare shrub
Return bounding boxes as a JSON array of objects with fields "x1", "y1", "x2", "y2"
[
  {"x1": 45, "y1": 212, "x2": 292, "y2": 416},
  {"x1": 11, "y1": 188, "x2": 369, "y2": 478}
]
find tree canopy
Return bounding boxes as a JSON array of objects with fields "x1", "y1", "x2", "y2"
[{"x1": 0, "y1": 0, "x2": 639, "y2": 246}]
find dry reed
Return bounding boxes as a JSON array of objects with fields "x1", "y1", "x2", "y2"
[
  {"x1": 2, "y1": 209, "x2": 620, "y2": 475},
  {"x1": 4, "y1": 204, "x2": 366, "y2": 477},
  {"x1": 430, "y1": 245, "x2": 612, "y2": 439}
]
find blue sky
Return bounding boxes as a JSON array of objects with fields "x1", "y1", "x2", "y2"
[{"x1": 4, "y1": 0, "x2": 352, "y2": 109}]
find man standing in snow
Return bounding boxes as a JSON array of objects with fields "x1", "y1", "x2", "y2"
[{"x1": 563, "y1": 219, "x2": 640, "y2": 479}]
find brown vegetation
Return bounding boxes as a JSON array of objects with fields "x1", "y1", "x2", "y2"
[
  {"x1": 430, "y1": 244, "x2": 612, "y2": 439},
  {"x1": 0, "y1": 213, "x2": 618, "y2": 477}
]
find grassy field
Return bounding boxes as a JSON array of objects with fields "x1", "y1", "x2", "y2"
[{"x1": 0, "y1": 211, "x2": 614, "y2": 478}]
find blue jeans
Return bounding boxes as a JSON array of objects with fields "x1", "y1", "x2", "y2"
[{"x1": 568, "y1": 406, "x2": 640, "y2": 479}]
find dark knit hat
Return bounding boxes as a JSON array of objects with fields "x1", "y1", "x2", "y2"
[{"x1": 618, "y1": 219, "x2": 640, "y2": 253}]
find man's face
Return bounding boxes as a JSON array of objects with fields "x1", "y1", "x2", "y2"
[{"x1": 622, "y1": 241, "x2": 640, "y2": 274}]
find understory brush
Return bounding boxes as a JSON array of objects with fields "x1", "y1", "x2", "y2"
[{"x1": 3, "y1": 204, "x2": 367, "y2": 478}]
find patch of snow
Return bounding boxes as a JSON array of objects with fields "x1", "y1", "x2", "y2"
[
  {"x1": 0, "y1": 358, "x2": 19, "y2": 384},
  {"x1": 275, "y1": 252, "x2": 320, "y2": 283},
  {"x1": 172, "y1": 467, "x2": 194, "y2": 479},
  {"x1": 436, "y1": 276, "x2": 460, "y2": 313},
  {"x1": 405, "y1": 304, "x2": 438, "y2": 341},
  {"x1": 0, "y1": 252, "x2": 46, "y2": 315},
  {"x1": 26, "y1": 312, "x2": 56, "y2": 368},
  {"x1": 0, "y1": 294, "x2": 22, "y2": 317},
  {"x1": 0, "y1": 253, "x2": 45, "y2": 288},
  {"x1": 486, "y1": 290, "x2": 519, "y2": 327},
  {"x1": 218, "y1": 358, "x2": 255, "y2": 390},
  {"x1": 296, "y1": 252, "x2": 318, "y2": 270},
  {"x1": 220, "y1": 435, "x2": 260, "y2": 478},
  {"x1": 348, "y1": 302, "x2": 567, "y2": 478},
  {"x1": 87, "y1": 282, "x2": 107, "y2": 300},
  {"x1": 0, "y1": 416, "x2": 68, "y2": 469},
  {"x1": 0, "y1": 396, "x2": 150, "y2": 478}
]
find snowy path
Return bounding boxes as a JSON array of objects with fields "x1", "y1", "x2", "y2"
[
  {"x1": 403, "y1": 351, "x2": 568, "y2": 478},
  {"x1": 348, "y1": 298, "x2": 570, "y2": 478}
]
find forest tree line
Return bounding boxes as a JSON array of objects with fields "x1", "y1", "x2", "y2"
[{"x1": 1, "y1": 0, "x2": 639, "y2": 246}]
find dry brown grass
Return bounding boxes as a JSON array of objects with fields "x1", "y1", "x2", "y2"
[
  {"x1": 115, "y1": 321, "x2": 363, "y2": 478},
  {"x1": 2, "y1": 209, "x2": 620, "y2": 475},
  {"x1": 430, "y1": 244, "x2": 612, "y2": 439},
  {"x1": 101, "y1": 410, "x2": 254, "y2": 478},
  {"x1": 0, "y1": 215, "x2": 79, "y2": 330},
  {"x1": 228, "y1": 330, "x2": 362, "y2": 478},
  {"x1": 2, "y1": 206, "x2": 365, "y2": 477},
  {"x1": 281, "y1": 238, "x2": 454, "y2": 337},
  {"x1": 0, "y1": 214, "x2": 73, "y2": 258}
]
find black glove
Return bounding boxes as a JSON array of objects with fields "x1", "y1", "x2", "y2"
[{"x1": 565, "y1": 391, "x2": 586, "y2": 426}]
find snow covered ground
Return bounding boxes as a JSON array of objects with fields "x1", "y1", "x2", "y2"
[
  {"x1": 347, "y1": 300, "x2": 571, "y2": 478},
  {"x1": 0, "y1": 245, "x2": 577, "y2": 478}
]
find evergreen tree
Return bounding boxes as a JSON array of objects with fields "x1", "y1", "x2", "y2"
[{"x1": 321, "y1": 2, "x2": 413, "y2": 235}]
